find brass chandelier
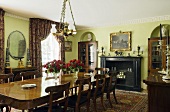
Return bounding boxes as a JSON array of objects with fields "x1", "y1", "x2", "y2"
[{"x1": 52, "y1": 0, "x2": 77, "y2": 38}]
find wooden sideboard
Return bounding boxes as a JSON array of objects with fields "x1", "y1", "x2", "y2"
[
  {"x1": 5, "y1": 67, "x2": 37, "y2": 81},
  {"x1": 100, "y1": 56, "x2": 142, "y2": 91},
  {"x1": 143, "y1": 74, "x2": 170, "y2": 112}
]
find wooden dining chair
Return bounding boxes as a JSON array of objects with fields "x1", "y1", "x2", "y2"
[
  {"x1": 20, "y1": 70, "x2": 39, "y2": 81},
  {"x1": 67, "y1": 77, "x2": 91, "y2": 112},
  {"x1": 95, "y1": 67, "x2": 118, "y2": 105},
  {"x1": 104, "y1": 75, "x2": 118, "y2": 108},
  {"x1": 33, "y1": 81, "x2": 70, "y2": 112},
  {"x1": 0, "y1": 73, "x2": 14, "y2": 112},
  {"x1": 107, "y1": 70, "x2": 118, "y2": 104},
  {"x1": 91, "y1": 74, "x2": 106, "y2": 112}
]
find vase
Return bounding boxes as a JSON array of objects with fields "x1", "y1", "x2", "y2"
[
  {"x1": 53, "y1": 72, "x2": 59, "y2": 80},
  {"x1": 74, "y1": 69, "x2": 79, "y2": 78}
]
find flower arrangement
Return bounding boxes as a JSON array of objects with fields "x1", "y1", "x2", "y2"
[
  {"x1": 43, "y1": 60, "x2": 66, "y2": 73},
  {"x1": 66, "y1": 59, "x2": 84, "y2": 72},
  {"x1": 43, "y1": 59, "x2": 84, "y2": 74}
]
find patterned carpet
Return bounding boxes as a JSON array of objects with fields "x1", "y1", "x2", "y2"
[
  {"x1": 68, "y1": 89, "x2": 148, "y2": 112},
  {"x1": 11, "y1": 90, "x2": 148, "y2": 112}
]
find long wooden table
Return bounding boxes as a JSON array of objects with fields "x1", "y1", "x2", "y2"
[{"x1": 0, "y1": 74, "x2": 89, "y2": 111}]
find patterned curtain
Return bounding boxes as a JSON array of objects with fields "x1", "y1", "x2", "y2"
[
  {"x1": 29, "y1": 18, "x2": 65, "y2": 77},
  {"x1": 55, "y1": 36, "x2": 65, "y2": 61},
  {"x1": 0, "y1": 9, "x2": 5, "y2": 73}
]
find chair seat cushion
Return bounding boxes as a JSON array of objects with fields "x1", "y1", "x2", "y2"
[{"x1": 68, "y1": 95, "x2": 88, "y2": 107}]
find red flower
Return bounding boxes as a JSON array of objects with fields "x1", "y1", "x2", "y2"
[
  {"x1": 66, "y1": 59, "x2": 84, "y2": 72},
  {"x1": 43, "y1": 59, "x2": 66, "y2": 73}
]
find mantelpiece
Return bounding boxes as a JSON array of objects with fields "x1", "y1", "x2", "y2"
[{"x1": 100, "y1": 56, "x2": 142, "y2": 91}]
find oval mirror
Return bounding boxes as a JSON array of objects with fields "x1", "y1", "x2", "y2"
[{"x1": 7, "y1": 30, "x2": 26, "y2": 60}]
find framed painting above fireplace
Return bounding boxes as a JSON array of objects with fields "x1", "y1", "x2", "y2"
[{"x1": 110, "y1": 31, "x2": 131, "y2": 51}]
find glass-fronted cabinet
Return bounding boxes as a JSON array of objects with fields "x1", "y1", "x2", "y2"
[
  {"x1": 148, "y1": 37, "x2": 167, "y2": 75},
  {"x1": 78, "y1": 41, "x2": 98, "y2": 72}
]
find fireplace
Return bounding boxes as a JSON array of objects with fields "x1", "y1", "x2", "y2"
[{"x1": 100, "y1": 56, "x2": 142, "y2": 92}]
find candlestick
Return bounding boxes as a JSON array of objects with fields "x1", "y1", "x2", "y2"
[{"x1": 160, "y1": 24, "x2": 162, "y2": 40}]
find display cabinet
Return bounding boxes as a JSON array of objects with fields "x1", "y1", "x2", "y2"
[
  {"x1": 148, "y1": 37, "x2": 167, "y2": 75},
  {"x1": 78, "y1": 41, "x2": 98, "y2": 72}
]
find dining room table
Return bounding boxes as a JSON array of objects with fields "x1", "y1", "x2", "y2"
[{"x1": 0, "y1": 72, "x2": 94, "y2": 111}]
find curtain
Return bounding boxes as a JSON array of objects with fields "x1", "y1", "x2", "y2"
[
  {"x1": 55, "y1": 36, "x2": 65, "y2": 61},
  {"x1": 0, "y1": 9, "x2": 5, "y2": 73},
  {"x1": 29, "y1": 18, "x2": 65, "y2": 77}
]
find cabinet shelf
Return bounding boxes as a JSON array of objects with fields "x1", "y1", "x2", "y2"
[
  {"x1": 78, "y1": 41, "x2": 98, "y2": 72},
  {"x1": 148, "y1": 37, "x2": 167, "y2": 75}
]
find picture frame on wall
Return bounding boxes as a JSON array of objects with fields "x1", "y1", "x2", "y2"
[
  {"x1": 110, "y1": 31, "x2": 131, "y2": 51},
  {"x1": 65, "y1": 41, "x2": 72, "y2": 52}
]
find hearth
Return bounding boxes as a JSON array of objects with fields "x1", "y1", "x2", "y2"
[{"x1": 100, "y1": 56, "x2": 142, "y2": 91}]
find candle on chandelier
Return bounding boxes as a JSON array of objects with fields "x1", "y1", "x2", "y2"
[{"x1": 160, "y1": 24, "x2": 162, "y2": 40}]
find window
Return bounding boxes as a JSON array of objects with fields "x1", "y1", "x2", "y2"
[{"x1": 41, "y1": 33, "x2": 60, "y2": 66}]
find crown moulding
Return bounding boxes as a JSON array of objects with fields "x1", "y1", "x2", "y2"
[
  {"x1": 115, "y1": 15, "x2": 170, "y2": 26},
  {"x1": 79, "y1": 15, "x2": 170, "y2": 30},
  {"x1": 5, "y1": 12, "x2": 29, "y2": 21},
  {"x1": 4, "y1": 12, "x2": 170, "y2": 28}
]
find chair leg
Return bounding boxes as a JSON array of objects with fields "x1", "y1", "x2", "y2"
[
  {"x1": 107, "y1": 93, "x2": 113, "y2": 108},
  {"x1": 101, "y1": 96, "x2": 106, "y2": 110},
  {"x1": 93, "y1": 99, "x2": 97, "y2": 112},
  {"x1": 75, "y1": 103, "x2": 79, "y2": 112},
  {"x1": 101, "y1": 95, "x2": 106, "y2": 111},
  {"x1": 113, "y1": 90, "x2": 118, "y2": 104},
  {"x1": 86, "y1": 100, "x2": 90, "y2": 112}
]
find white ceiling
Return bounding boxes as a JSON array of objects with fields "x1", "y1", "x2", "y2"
[{"x1": 1, "y1": 0, "x2": 170, "y2": 29}]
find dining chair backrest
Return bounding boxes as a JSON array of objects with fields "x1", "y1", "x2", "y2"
[
  {"x1": 0, "y1": 73, "x2": 14, "y2": 83},
  {"x1": 106, "y1": 70, "x2": 118, "y2": 104},
  {"x1": 67, "y1": 77, "x2": 91, "y2": 112},
  {"x1": 95, "y1": 68, "x2": 109, "y2": 75},
  {"x1": 94, "y1": 74, "x2": 106, "y2": 94},
  {"x1": 109, "y1": 70, "x2": 118, "y2": 85},
  {"x1": 90, "y1": 74, "x2": 106, "y2": 112},
  {"x1": 45, "y1": 81, "x2": 70, "y2": 112},
  {"x1": 105, "y1": 75, "x2": 113, "y2": 93},
  {"x1": 20, "y1": 70, "x2": 39, "y2": 81},
  {"x1": 76, "y1": 77, "x2": 91, "y2": 105}
]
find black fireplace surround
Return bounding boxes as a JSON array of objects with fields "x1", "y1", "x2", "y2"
[{"x1": 100, "y1": 56, "x2": 142, "y2": 92}]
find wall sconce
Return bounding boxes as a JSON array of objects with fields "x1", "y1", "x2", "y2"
[
  {"x1": 133, "y1": 45, "x2": 143, "y2": 56},
  {"x1": 97, "y1": 46, "x2": 105, "y2": 56}
]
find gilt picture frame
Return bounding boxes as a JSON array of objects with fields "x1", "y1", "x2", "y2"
[
  {"x1": 110, "y1": 31, "x2": 131, "y2": 51},
  {"x1": 65, "y1": 41, "x2": 72, "y2": 52}
]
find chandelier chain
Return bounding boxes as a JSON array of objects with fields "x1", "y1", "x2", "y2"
[
  {"x1": 68, "y1": 0, "x2": 76, "y2": 31},
  {"x1": 59, "y1": 0, "x2": 67, "y2": 30},
  {"x1": 54, "y1": 0, "x2": 77, "y2": 37}
]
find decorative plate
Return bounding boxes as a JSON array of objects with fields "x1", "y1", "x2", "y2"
[{"x1": 21, "y1": 84, "x2": 37, "y2": 89}]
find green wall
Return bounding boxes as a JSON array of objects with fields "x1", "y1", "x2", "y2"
[
  {"x1": 4, "y1": 15, "x2": 29, "y2": 68},
  {"x1": 4, "y1": 14, "x2": 170, "y2": 89},
  {"x1": 68, "y1": 20, "x2": 170, "y2": 89}
]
